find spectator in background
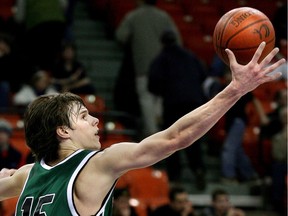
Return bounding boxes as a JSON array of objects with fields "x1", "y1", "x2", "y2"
[
  {"x1": 113, "y1": 188, "x2": 138, "y2": 216},
  {"x1": 148, "y1": 30, "x2": 207, "y2": 190},
  {"x1": 258, "y1": 89, "x2": 287, "y2": 144},
  {"x1": 113, "y1": 41, "x2": 142, "y2": 130},
  {"x1": 149, "y1": 185, "x2": 194, "y2": 216},
  {"x1": 200, "y1": 188, "x2": 245, "y2": 216},
  {"x1": 256, "y1": 88, "x2": 287, "y2": 214},
  {"x1": 219, "y1": 68, "x2": 259, "y2": 184},
  {"x1": 14, "y1": 0, "x2": 66, "y2": 77},
  {"x1": 115, "y1": 0, "x2": 182, "y2": 138},
  {"x1": 0, "y1": 118, "x2": 21, "y2": 169},
  {"x1": 0, "y1": 35, "x2": 13, "y2": 108},
  {"x1": 52, "y1": 41, "x2": 96, "y2": 95},
  {"x1": 13, "y1": 70, "x2": 58, "y2": 109},
  {"x1": 269, "y1": 105, "x2": 287, "y2": 215},
  {"x1": 0, "y1": 118, "x2": 21, "y2": 216}
]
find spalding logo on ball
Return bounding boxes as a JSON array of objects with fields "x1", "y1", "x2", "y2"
[{"x1": 213, "y1": 7, "x2": 275, "y2": 65}]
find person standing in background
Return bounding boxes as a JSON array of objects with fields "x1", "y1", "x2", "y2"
[
  {"x1": 269, "y1": 105, "x2": 287, "y2": 215},
  {"x1": 115, "y1": 0, "x2": 182, "y2": 138},
  {"x1": 257, "y1": 89, "x2": 287, "y2": 214},
  {"x1": 148, "y1": 30, "x2": 207, "y2": 190},
  {"x1": 219, "y1": 68, "x2": 259, "y2": 184},
  {"x1": 14, "y1": 0, "x2": 66, "y2": 79}
]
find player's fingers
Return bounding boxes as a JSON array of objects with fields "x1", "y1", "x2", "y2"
[
  {"x1": 225, "y1": 48, "x2": 237, "y2": 65},
  {"x1": 251, "y1": 41, "x2": 266, "y2": 64},
  {"x1": 259, "y1": 47, "x2": 280, "y2": 68},
  {"x1": 264, "y1": 58, "x2": 286, "y2": 76}
]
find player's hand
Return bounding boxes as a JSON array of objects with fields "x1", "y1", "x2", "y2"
[
  {"x1": 225, "y1": 42, "x2": 286, "y2": 95},
  {"x1": 0, "y1": 168, "x2": 17, "y2": 179}
]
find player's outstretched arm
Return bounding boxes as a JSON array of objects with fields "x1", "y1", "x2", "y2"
[
  {"x1": 102, "y1": 42, "x2": 286, "y2": 176},
  {"x1": 0, "y1": 164, "x2": 33, "y2": 201}
]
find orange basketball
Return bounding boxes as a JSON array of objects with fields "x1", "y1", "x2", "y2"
[{"x1": 213, "y1": 7, "x2": 275, "y2": 65}]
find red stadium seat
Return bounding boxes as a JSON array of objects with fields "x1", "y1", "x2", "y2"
[
  {"x1": 184, "y1": 33, "x2": 215, "y2": 66},
  {"x1": 252, "y1": 80, "x2": 287, "y2": 102},
  {"x1": 116, "y1": 167, "x2": 170, "y2": 216},
  {"x1": 79, "y1": 94, "x2": 107, "y2": 114},
  {"x1": 9, "y1": 129, "x2": 30, "y2": 167},
  {"x1": 100, "y1": 121, "x2": 133, "y2": 149},
  {"x1": 0, "y1": 0, "x2": 15, "y2": 21},
  {"x1": 157, "y1": 0, "x2": 183, "y2": 15},
  {"x1": 242, "y1": 125, "x2": 260, "y2": 168},
  {"x1": 1, "y1": 197, "x2": 18, "y2": 216}
]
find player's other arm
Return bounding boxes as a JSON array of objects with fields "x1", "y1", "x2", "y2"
[{"x1": 0, "y1": 164, "x2": 33, "y2": 201}]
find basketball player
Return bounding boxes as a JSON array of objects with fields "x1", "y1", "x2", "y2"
[{"x1": 0, "y1": 42, "x2": 285, "y2": 215}]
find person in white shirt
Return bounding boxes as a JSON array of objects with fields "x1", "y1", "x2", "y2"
[{"x1": 13, "y1": 70, "x2": 58, "y2": 107}]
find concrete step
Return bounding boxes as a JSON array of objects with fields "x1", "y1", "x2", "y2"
[
  {"x1": 189, "y1": 193, "x2": 263, "y2": 208},
  {"x1": 86, "y1": 59, "x2": 121, "y2": 78},
  {"x1": 73, "y1": 0, "x2": 90, "y2": 19},
  {"x1": 72, "y1": 0, "x2": 123, "y2": 110},
  {"x1": 76, "y1": 40, "x2": 123, "y2": 60},
  {"x1": 73, "y1": 29, "x2": 107, "y2": 39},
  {"x1": 73, "y1": 19, "x2": 107, "y2": 33}
]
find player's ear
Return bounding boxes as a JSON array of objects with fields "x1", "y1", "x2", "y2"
[{"x1": 56, "y1": 126, "x2": 70, "y2": 138}]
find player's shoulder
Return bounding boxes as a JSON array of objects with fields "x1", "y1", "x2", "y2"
[
  {"x1": 16, "y1": 163, "x2": 34, "y2": 178},
  {"x1": 7, "y1": 163, "x2": 35, "y2": 190}
]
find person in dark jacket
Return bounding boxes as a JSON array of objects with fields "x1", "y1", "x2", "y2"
[{"x1": 148, "y1": 29, "x2": 207, "y2": 189}]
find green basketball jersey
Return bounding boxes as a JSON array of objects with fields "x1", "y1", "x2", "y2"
[{"x1": 15, "y1": 149, "x2": 116, "y2": 216}]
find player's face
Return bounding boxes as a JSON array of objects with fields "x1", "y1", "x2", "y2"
[{"x1": 68, "y1": 104, "x2": 101, "y2": 150}]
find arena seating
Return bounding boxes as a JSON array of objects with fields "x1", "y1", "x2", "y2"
[{"x1": 116, "y1": 166, "x2": 170, "y2": 216}]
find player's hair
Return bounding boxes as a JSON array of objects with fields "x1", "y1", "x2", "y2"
[{"x1": 24, "y1": 92, "x2": 85, "y2": 162}]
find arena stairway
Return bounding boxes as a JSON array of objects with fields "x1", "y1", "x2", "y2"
[{"x1": 72, "y1": 0, "x2": 124, "y2": 109}]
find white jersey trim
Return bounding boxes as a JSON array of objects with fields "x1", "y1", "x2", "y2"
[
  {"x1": 40, "y1": 149, "x2": 84, "y2": 170},
  {"x1": 67, "y1": 150, "x2": 98, "y2": 216}
]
